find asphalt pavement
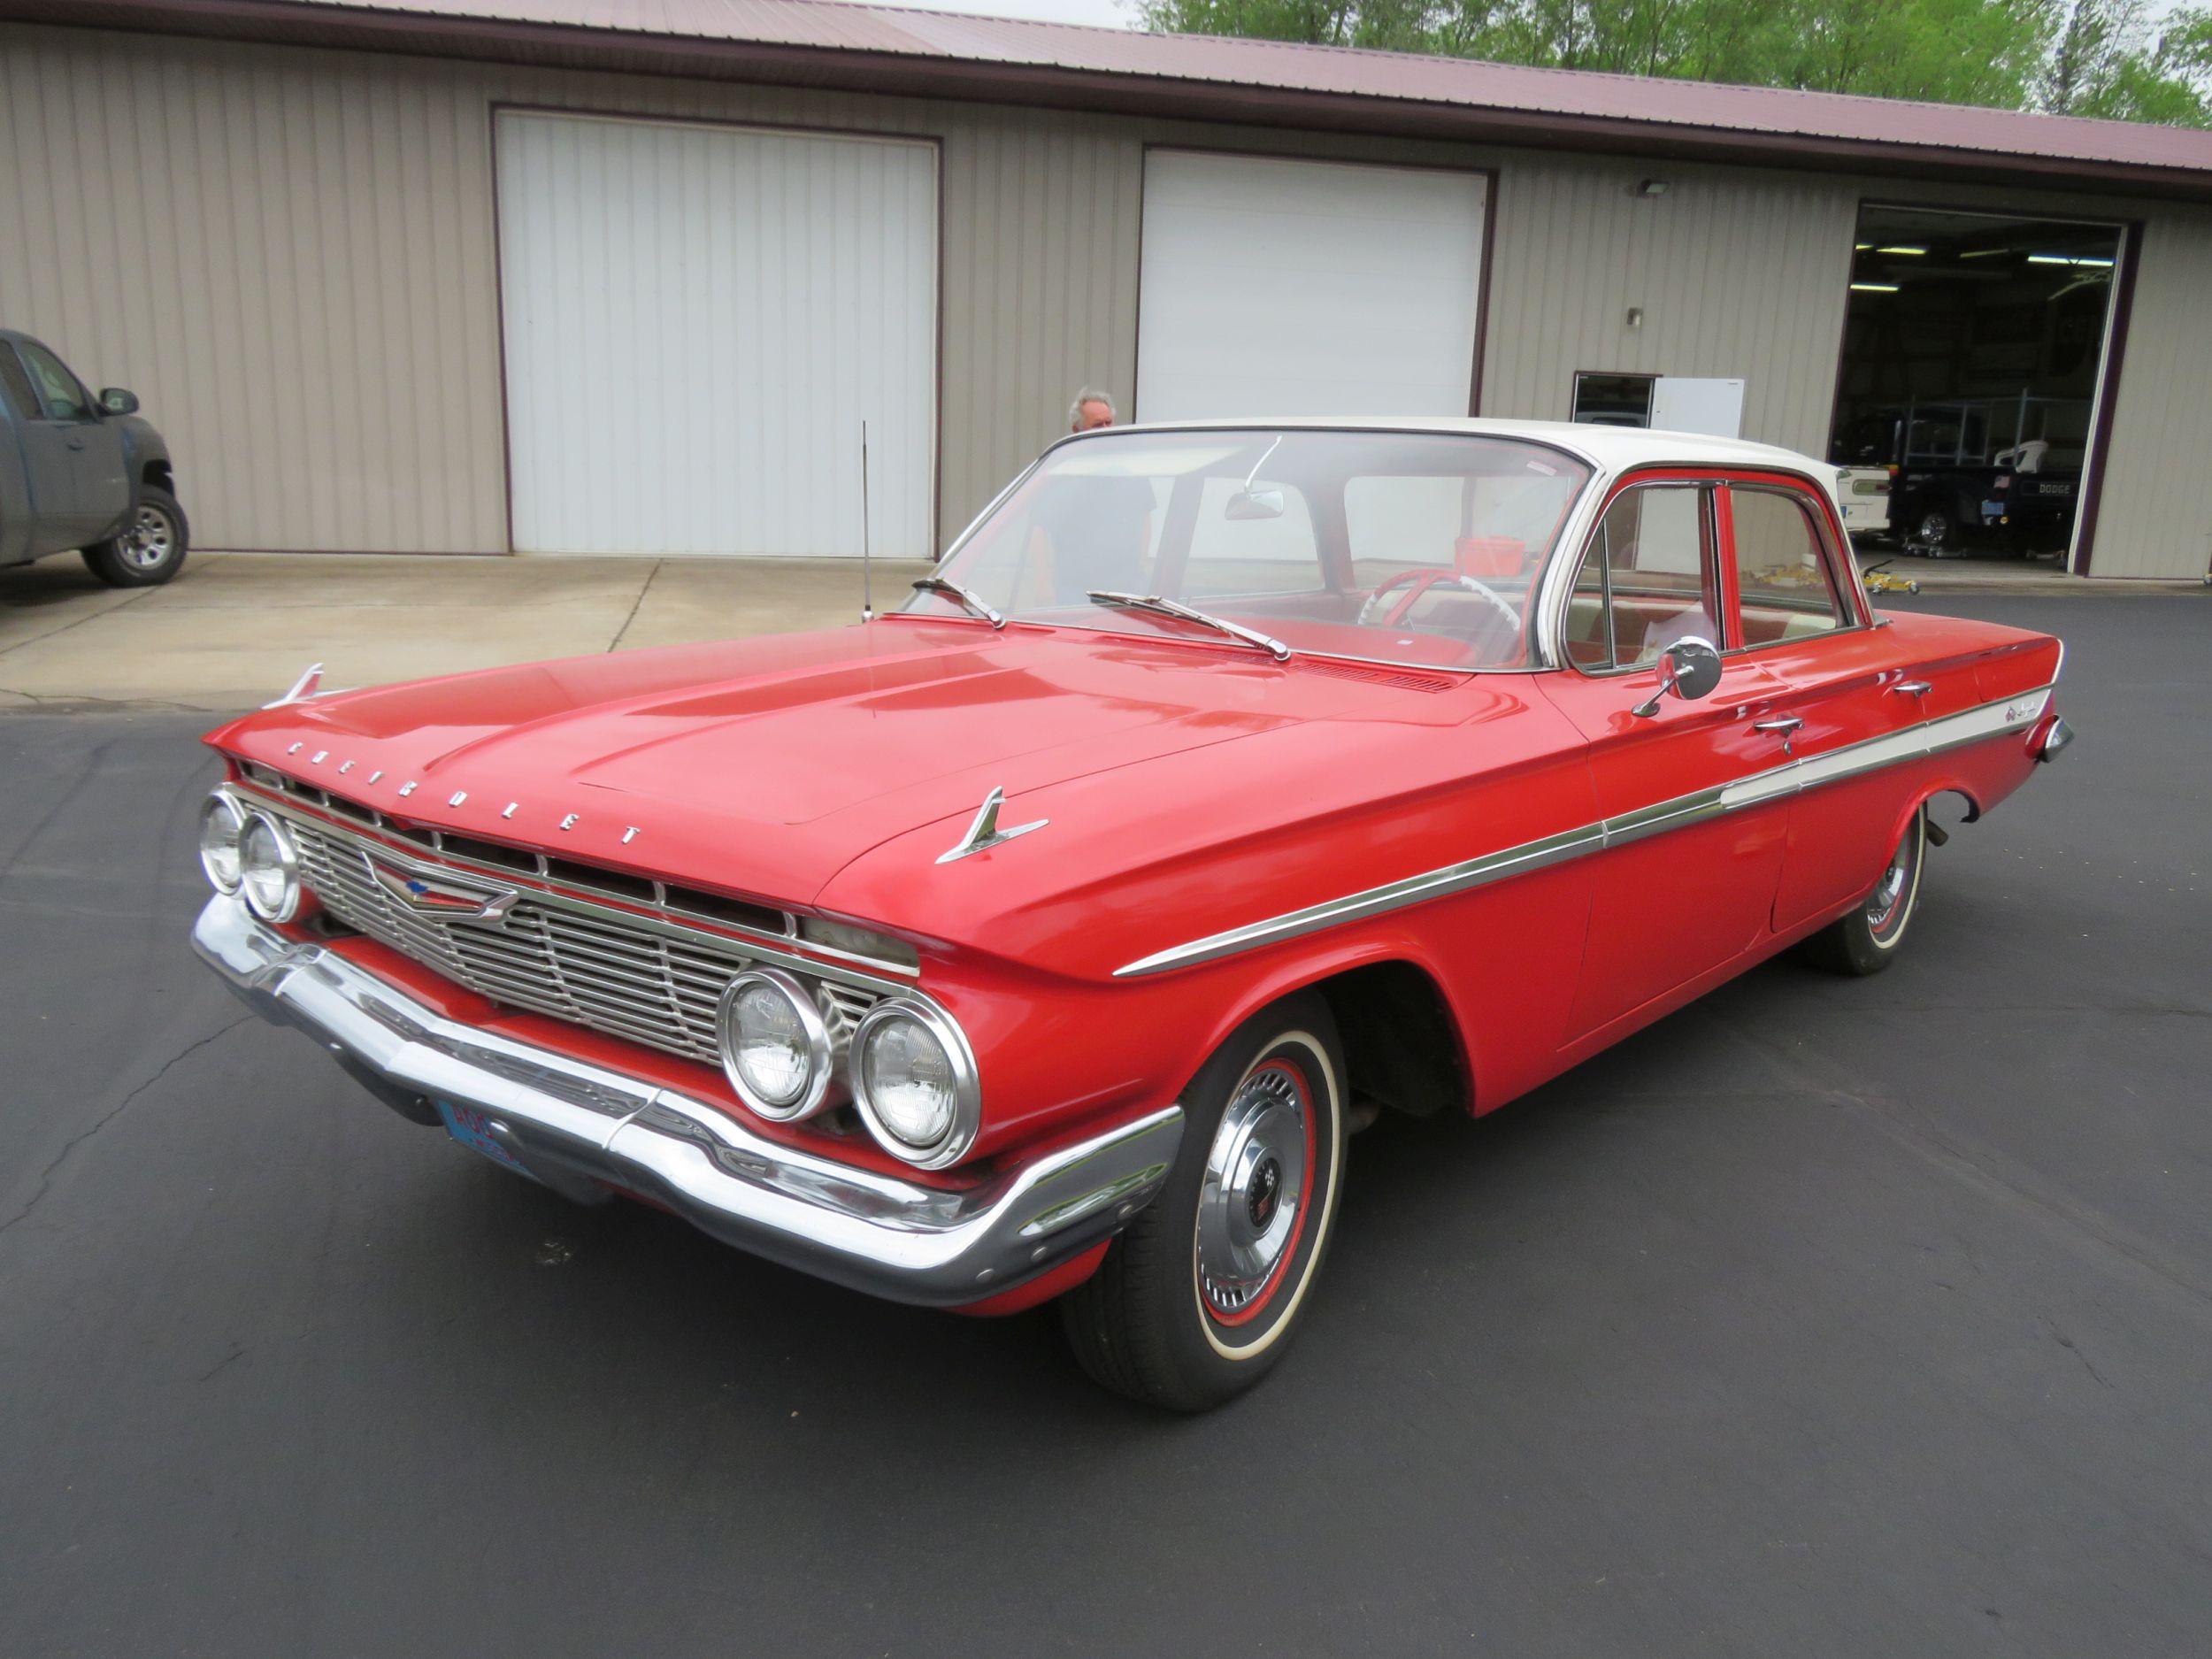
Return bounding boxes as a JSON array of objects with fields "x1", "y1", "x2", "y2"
[{"x1": 4, "y1": 595, "x2": 2208, "y2": 1657}]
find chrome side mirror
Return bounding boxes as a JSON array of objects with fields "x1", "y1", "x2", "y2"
[{"x1": 1631, "y1": 636, "x2": 1722, "y2": 718}]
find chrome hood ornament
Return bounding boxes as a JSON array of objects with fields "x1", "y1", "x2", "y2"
[
  {"x1": 936, "y1": 786, "x2": 1048, "y2": 864},
  {"x1": 265, "y1": 661, "x2": 325, "y2": 709}
]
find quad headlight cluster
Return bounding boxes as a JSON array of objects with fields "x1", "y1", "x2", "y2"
[
  {"x1": 199, "y1": 789, "x2": 303, "y2": 922},
  {"x1": 200, "y1": 783, "x2": 978, "y2": 1168},
  {"x1": 716, "y1": 971, "x2": 979, "y2": 1170}
]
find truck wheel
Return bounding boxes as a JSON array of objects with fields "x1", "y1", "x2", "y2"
[
  {"x1": 1061, "y1": 991, "x2": 1348, "y2": 1411},
  {"x1": 1798, "y1": 808, "x2": 1927, "y2": 977},
  {"x1": 1911, "y1": 508, "x2": 1951, "y2": 550},
  {"x1": 82, "y1": 488, "x2": 189, "y2": 587}
]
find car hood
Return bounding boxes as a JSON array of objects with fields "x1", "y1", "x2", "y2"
[{"x1": 206, "y1": 620, "x2": 1443, "y2": 910}]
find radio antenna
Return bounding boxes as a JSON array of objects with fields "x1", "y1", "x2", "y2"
[{"x1": 859, "y1": 419, "x2": 873, "y2": 624}]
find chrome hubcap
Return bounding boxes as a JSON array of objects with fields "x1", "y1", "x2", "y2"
[
  {"x1": 1868, "y1": 826, "x2": 1917, "y2": 933},
  {"x1": 121, "y1": 505, "x2": 174, "y2": 570},
  {"x1": 1196, "y1": 1059, "x2": 1310, "y2": 1319}
]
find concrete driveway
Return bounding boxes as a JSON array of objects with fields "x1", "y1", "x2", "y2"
[
  {"x1": 3, "y1": 549, "x2": 2197, "y2": 710},
  {"x1": 4, "y1": 595, "x2": 2210, "y2": 1656},
  {"x1": 0, "y1": 551, "x2": 930, "y2": 710}
]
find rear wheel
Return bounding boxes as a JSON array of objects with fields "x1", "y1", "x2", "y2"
[
  {"x1": 1061, "y1": 991, "x2": 1348, "y2": 1411},
  {"x1": 82, "y1": 487, "x2": 188, "y2": 587},
  {"x1": 1912, "y1": 508, "x2": 1952, "y2": 550},
  {"x1": 1799, "y1": 808, "x2": 1927, "y2": 976}
]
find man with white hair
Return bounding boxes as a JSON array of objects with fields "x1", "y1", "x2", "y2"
[
  {"x1": 1022, "y1": 386, "x2": 1151, "y2": 603},
  {"x1": 1070, "y1": 387, "x2": 1117, "y2": 433}
]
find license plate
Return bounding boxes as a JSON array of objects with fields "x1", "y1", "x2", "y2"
[{"x1": 437, "y1": 1100, "x2": 530, "y2": 1176}]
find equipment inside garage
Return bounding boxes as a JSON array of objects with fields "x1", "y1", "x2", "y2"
[{"x1": 1826, "y1": 205, "x2": 2122, "y2": 564}]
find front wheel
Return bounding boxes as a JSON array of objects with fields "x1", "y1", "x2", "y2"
[
  {"x1": 1061, "y1": 991, "x2": 1348, "y2": 1410},
  {"x1": 82, "y1": 487, "x2": 189, "y2": 587},
  {"x1": 1799, "y1": 807, "x2": 1927, "y2": 976}
]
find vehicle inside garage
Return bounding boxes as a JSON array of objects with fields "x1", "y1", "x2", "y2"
[{"x1": 1826, "y1": 205, "x2": 2123, "y2": 568}]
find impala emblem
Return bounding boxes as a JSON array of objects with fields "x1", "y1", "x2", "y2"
[{"x1": 368, "y1": 859, "x2": 517, "y2": 925}]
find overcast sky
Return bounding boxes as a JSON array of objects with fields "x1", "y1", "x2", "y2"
[{"x1": 884, "y1": 0, "x2": 1141, "y2": 29}]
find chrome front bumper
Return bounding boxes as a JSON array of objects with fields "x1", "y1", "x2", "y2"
[{"x1": 191, "y1": 896, "x2": 1182, "y2": 1307}]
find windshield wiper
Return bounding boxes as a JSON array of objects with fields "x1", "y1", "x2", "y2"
[
  {"x1": 1085, "y1": 591, "x2": 1293, "y2": 663},
  {"x1": 910, "y1": 576, "x2": 1005, "y2": 628}
]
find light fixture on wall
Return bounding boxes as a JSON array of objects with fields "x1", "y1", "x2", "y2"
[
  {"x1": 1635, "y1": 179, "x2": 1670, "y2": 197},
  {"x1": 1625, "y1": 307, "x2": 1645, "y2": 329}
]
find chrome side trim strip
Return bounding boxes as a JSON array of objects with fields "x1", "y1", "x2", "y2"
[{"x1": 1115, "y1": 684, "x2": 2054, "y2": 978}]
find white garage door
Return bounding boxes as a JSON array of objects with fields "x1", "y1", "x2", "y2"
[
  {"x1": 495, "y1": 112, "x2": 936, "y2": 557},
  {"x1": 1135, "y1": 152, "x2": 1487, "y2": 422}
]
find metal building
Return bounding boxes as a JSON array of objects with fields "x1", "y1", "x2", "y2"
[{"x1": 3, "y1": 0, "x2": 2208, "y2": 578}]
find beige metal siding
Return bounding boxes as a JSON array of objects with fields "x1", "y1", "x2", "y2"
[
  {"x1": 2080, "y1": 207, "x2": 2212, "y2": 580},
  {"x1": 1481, "y1": 157, "x2": 1858, "y2": 453},
  {"x1": 0, "y1": 22, "x2": 1152, "y2": 554},
  {"x1": 2, "y1": 20, "x2": 2206, "y2": 575},
  {"x1": 0, "y1": 34, "x2": 509, "y2": 552}
]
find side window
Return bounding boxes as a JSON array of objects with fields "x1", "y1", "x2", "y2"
[
  {"x1": 15, "y1": 341, "x2": 93, "y2": 421},
  {"x1": 0, "y1": 348, "x2": 39, "y2": 423},
  {"x1": 1730, "y1": 488, "x2": 1847, "y2": 647},
  {"x1": 1182, "y1": 479, "x2": 1321, "y2": 597},
  {"x1": 1565, "y1": 485, "x2": 1717, "y2": 671}
]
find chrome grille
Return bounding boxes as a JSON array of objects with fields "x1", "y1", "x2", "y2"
[{"x1": 287, "y1": 815, "x2": 883, "y2": 1066}]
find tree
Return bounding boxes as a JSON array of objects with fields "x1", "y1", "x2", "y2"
[
  {"x1": 2037, "y1": 0, "x2": 2212, "y2": 123},
  {"x1": 1134, "y1": 0, "x2": 2212, "y2": 126}
]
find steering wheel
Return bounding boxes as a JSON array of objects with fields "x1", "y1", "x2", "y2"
[{"x1": 1356, "y1": 568, "x2": 1521, "y2": 632}]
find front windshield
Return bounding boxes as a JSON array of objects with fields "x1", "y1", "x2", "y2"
[{"x1": 902, "y1": 429, "x2": 1593, "y2": 671}]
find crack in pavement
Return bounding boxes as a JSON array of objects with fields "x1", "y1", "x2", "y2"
[
  {"x1": 0, "y1": 584, "x2": 161, "y2": 661},
  {"x1": 0, "y1": 1013, "x2": 253, "y2": 1238},
  {"x1": 607, "y1": 559, "x2": 664, "y2": 652}
]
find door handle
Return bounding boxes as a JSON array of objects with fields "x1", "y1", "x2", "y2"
[
  {"x1": 65, "y1": 436, "x2": 86, "y2": 450},
  {"x1": 1889, "y1": 680, "x2": 1932, "y2": 697},
  {"x1": 1753, "y1": 715, "x2": 1803, "y2": 756}
]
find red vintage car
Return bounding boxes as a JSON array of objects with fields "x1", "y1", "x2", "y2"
[{"x1": 191, "y1": 419, "x2": 2070, "y2": 1409}]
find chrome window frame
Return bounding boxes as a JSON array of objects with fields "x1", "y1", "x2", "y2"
[
  {"x1": 1535, "y1": 462, "x2": 1876, "y2": 672},
  {"x1": 1723, "y1": 480, "x2": 1870, "y2": 645},
  {"x1": 1554, "y1": 478, "x2": 1722, "y2": 680}
]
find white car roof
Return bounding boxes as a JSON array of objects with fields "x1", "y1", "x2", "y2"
[{"x1": 1097, "y1": 415, "x2": 1831, "y2": 482}]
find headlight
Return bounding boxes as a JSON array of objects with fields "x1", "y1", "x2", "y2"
[
  {"x1": 199, "y1": 792, "x2": 247, "y2": 894},
  {"x1": 717, "y1": 969, "x2": 830, "y2": 1119},
  {"x1": 238, "y1": 810, "x2": 302, "y2": 922},
  {"x1": 851, "y1": 999, "x2": 979, "y2": 1169}
]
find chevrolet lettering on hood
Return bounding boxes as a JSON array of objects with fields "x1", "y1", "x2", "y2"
[{"x1": 188, "y1": 418, "x2": 2071, "y2": 1410}]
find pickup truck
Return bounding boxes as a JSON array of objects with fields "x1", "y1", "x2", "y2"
[{"x1": 0, "y1": 328, "x2": 188, "y2": 587}]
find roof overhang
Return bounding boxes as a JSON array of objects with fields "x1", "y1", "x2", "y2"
[{"x1": 12, "y1": 0, "x2": 2212, "y2": 205}]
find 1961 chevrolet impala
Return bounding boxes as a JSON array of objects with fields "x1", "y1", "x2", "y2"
[{"x1": 190, "y1": 419, "x2": 2070, "y2": 1409}]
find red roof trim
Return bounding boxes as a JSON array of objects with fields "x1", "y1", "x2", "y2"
[{"x1": 13, "y1": 0, "x2": 2212, "y2": 199}]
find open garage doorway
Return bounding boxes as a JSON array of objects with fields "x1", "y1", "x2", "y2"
[{"x1": 1825, "y1": 204, "x2": 2125, "y2": 575}]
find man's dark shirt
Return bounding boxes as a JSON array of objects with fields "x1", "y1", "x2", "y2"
[{"x1": 1029, "y1": 475, "x2": 1155, "y2": 603}]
